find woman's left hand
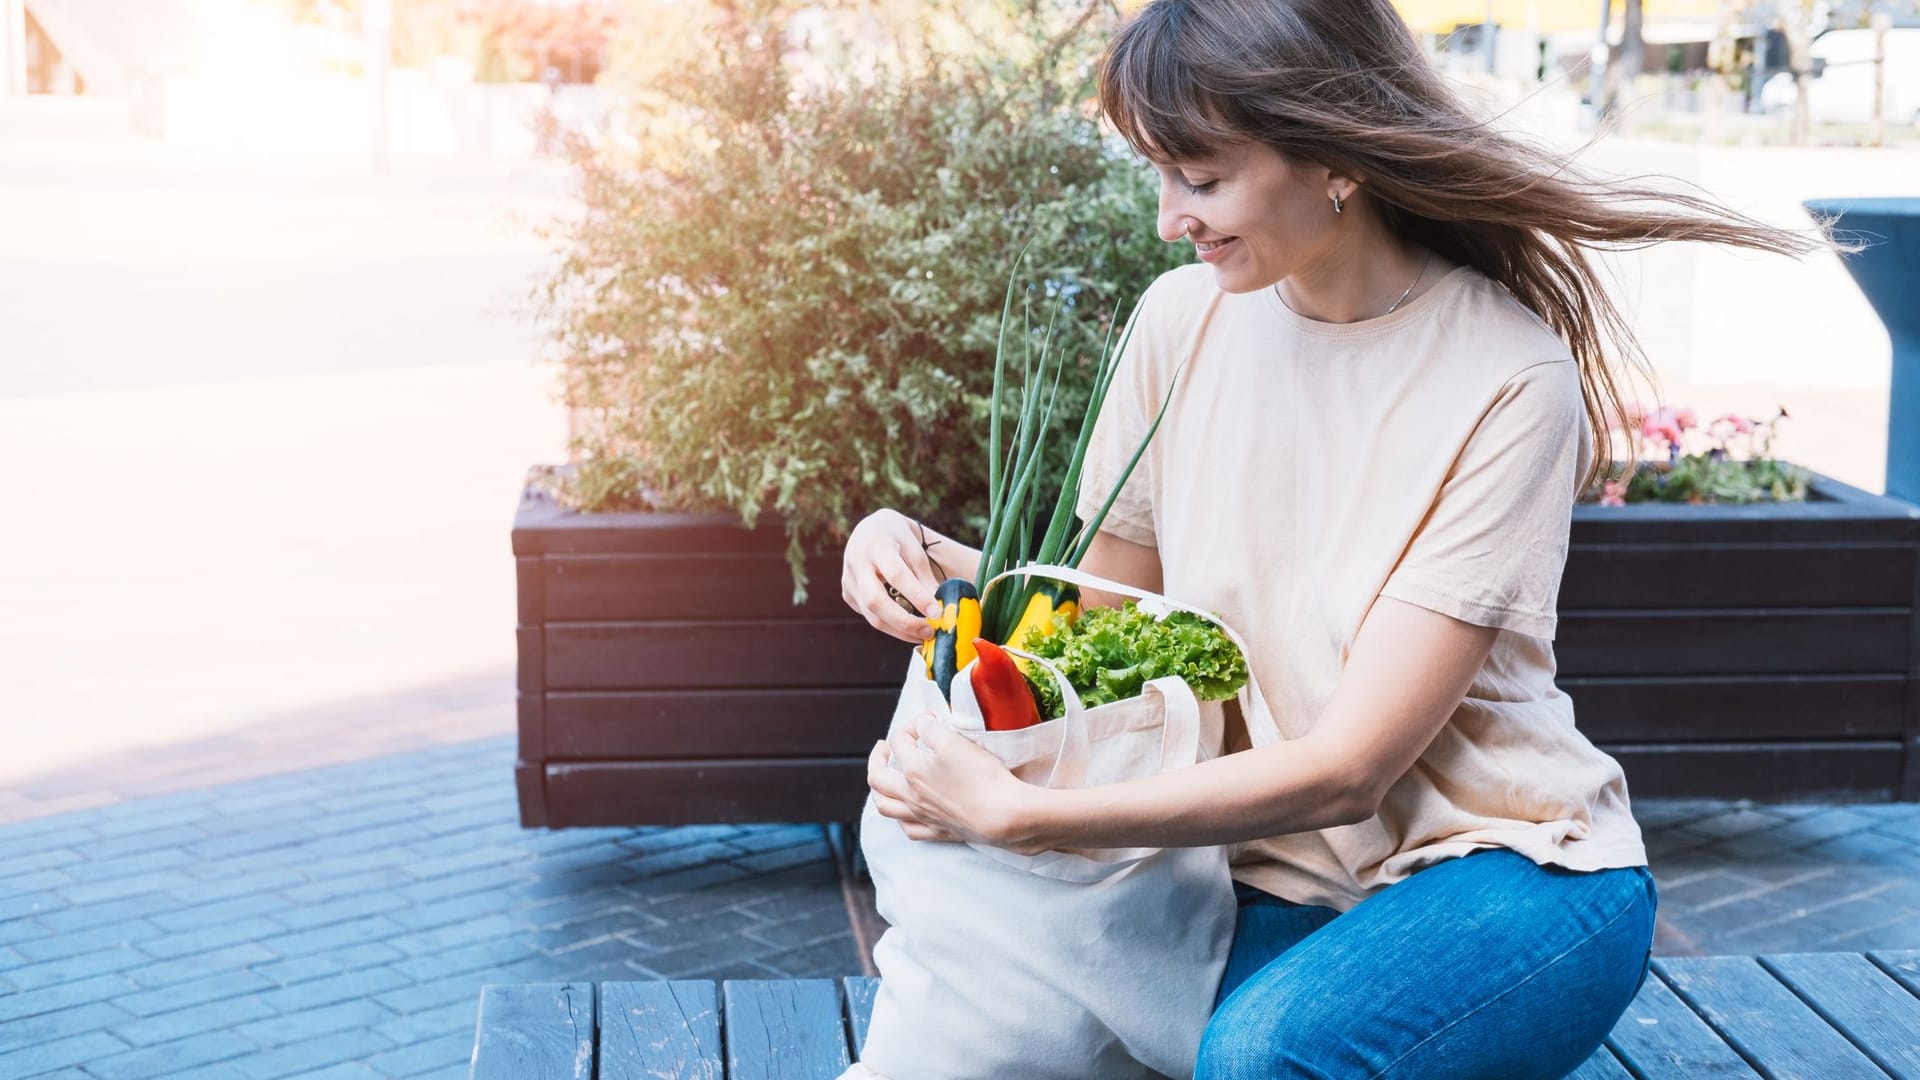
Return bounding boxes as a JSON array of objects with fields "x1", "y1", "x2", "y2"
[{"x1": 867, "y1": 714, "x2": 1049, "y2": 855}]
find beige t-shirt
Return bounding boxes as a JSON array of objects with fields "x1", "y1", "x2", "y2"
[{"x1": 1075, "y1": 262, "x2": 1646, "y2": 913}]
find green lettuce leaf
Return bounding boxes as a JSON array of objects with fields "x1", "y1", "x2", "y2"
[{"x1": 1018, "y1": 601, "x2": 1249, "y2": 720}]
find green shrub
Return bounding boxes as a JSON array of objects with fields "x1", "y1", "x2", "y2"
[{"x1": 536, "y1": 0, "x2": 1183, "y2": 601}]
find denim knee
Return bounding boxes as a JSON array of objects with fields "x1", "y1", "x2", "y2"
[{"x1": 1196, "y1": 985, "x2": 1341, "y2": 1080}]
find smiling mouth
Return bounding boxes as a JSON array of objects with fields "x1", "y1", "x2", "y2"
[{"x1": 1194, "y1": 237, "x2": 1236, "y2": 253}]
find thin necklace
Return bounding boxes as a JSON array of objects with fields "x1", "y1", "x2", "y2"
[{"x1": 1274, "y1": 250, "x2": 1434, "y2": 320}]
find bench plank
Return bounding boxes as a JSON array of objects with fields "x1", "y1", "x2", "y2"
[
  {"x1": 1564, "y1": 1046, "x2": 1636, "y2": 1079},
  {"x1": 1655, "y1": 956, "x2": 1886, "y2": 1079},
  {"x1": 1605, "y1": 969, "x2": 1761, "y2": 1078},
  {"x1": 843, "y1": 977, "x2": 879, "y2": 1057},
  {"x1": 471, "y1": 983, "x2": 595, "y2": 1080},
  {"x1": 1762, "y1": 952, "x2": 1920, "y2": 1079},
  {"x1": 1872, "y1": 950, "x2": 1920, "y2": 996},
  {"x1": 599, "y1": 981, "x2": 722, "y2": 1080},
  {"x1": 722, "y1": 979, "x2": 850, "y2": 1080}
]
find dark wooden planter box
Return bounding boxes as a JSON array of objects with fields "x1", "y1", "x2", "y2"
[
  {"x1": 514, "y1": 466, "x2": 1920, "y2": 830},
  {"x1": 512, "y1": 479, "x2": 905, "y2": 829},
  {"x1": 1561, "y1": 470, "x2": 1920, "y2": 802}
]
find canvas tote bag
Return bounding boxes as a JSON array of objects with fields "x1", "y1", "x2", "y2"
[{"x1": 843, "y1": 566, "x2": 1284, "y2": 1080}]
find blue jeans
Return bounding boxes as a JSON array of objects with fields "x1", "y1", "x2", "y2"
[{"x1": 1197, "y1": 848, "x2": 1657, "y2": 1080}]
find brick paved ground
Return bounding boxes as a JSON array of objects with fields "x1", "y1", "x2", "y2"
[
  {"x1": 0, "y1": 737, "x2": 863, "y2": 1079},
  {"x1": 6, "y1": 733, "x2": 1920, "y2": 1078},
  {"x1": 1640, "y1": 798, "x2": 1920, "y2": 956}
]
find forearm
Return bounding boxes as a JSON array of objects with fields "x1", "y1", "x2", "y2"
[
  {"x1": 1014, "y1": 736, "x2": 1371, "y2": 850},
  {"x1": 916, "y1": 522, "x2": 983, "y2": 584}
]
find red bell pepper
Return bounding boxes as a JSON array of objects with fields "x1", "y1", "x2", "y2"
[{"x1": 971, "y1": 638, "x2": 1042, "y2": 732}]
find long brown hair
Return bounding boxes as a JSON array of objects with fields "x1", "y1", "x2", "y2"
[{"x1": 1096, "y1": 0, "x2": 1840, "y2": 496}]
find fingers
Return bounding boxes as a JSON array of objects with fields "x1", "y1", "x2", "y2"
[
  {"x1": 867, "y1": 741, "x2": 908, "y2": 799},
  {"x1": 870, "y1": 791, "x2": 919, "y2": 822},
  {"x1": 916, "y1": 713, "x2": 954, "y2": 751},
  {"x1": 841, "y1": 523, "x2": 940, "y2": 645},
  {"x1": 881, "y1": 543, "x2": 939, "y2": 616},
  {"x1": 874, "y1": 547, "x2": 938, "y2": 644},
  {"x1": 888, "y1": 729, "x2": 922, "y2": 776}
]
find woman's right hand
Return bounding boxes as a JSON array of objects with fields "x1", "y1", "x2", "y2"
[{"x1": 842, "y1": 509, "x2": 944, "y2": 644}]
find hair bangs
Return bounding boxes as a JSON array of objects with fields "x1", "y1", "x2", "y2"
[{"x1": 1097, "y1": 3, "x2": 1242, "y2": 165}]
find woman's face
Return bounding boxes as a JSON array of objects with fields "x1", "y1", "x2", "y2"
[{"x1": 1151, "y1": 140, "x2": 1339, "y2": 294}]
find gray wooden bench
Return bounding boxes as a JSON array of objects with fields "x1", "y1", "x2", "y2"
[{"x1": 469, "y1": 951, "x2": 1920, "y2": 1078}]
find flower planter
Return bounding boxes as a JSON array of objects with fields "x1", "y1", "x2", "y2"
[
  {"x1": 514, "y1": 463, "x2": 1920, "y2": 831},
  {"x1": 1561, "y1": 469, "x2": 1920, "y2": 801},
  {"x1": 511, "y1": 475, "x2": 902, "y2": 829}
]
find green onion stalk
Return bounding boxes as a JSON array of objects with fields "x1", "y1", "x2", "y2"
[{"x1": 973, "y1": 245, "x2": 1183, "y2": 645}]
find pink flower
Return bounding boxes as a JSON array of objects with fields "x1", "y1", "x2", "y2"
[
  {"x1": 1599, "y1": 480, "x2": 1626, "y2": 507},
  {"x1": 1715, "y1": 412, "x2": 1752, "y2": 434},
  {"x1": 1640, "y1": 413, "x2": 1683, "y2": 446},
  {"x1": 1675, "y1": 407, "x2": 1698, "y2": 431}
]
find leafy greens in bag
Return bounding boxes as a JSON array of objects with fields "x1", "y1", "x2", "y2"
[{"x1": 1017, "y1": 601, "x2": 1249, "y2": 720}]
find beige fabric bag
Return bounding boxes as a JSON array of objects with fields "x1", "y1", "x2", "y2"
[{"x1": 843, "y1": 566, "x2": 1281, "y2": 1080}]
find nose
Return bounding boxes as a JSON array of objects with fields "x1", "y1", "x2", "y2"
[{"x1": 1157, "y1": 185, "x2": 1191, "y2": 244}]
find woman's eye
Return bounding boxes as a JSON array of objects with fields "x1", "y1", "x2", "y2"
[{"x1": 1181, "y1": 177, "x2": 1217, "y2": 195}]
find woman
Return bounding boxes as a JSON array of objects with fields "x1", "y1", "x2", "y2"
[{"x1": 842, "y1": 1, "x2": 1829, "y2": 1076}]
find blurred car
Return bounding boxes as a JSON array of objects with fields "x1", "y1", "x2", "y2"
[{"x1": 1760, "y1": 26, "x2": 1920, "y2": 126}]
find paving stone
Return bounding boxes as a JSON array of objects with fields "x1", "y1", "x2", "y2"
[
  {"x1": 758, "y1": 934, "x2": 865, "y2": 979},
  {"x1": 0, "y1": 1029, "x2": 134, "y2": 1079},
  {"x1": 1870, "y1": 813, "x2": 1920, "y2": 844},
  {"x1": 386, "y1": 935, "x2": 542, "y2": 983},
  {"x1": 0, "y1": 890, "x2": 62, "y2": 923},
  {"x1": 58, "y1": 870, "x2": 202, "y2": 906},
  {"x1": 137, "y1": 916, "x2": 291, "y2": 961},
  {"x1": 0, "y1": 825, "x2": 101, "y2": 865},
  {"x1": 359, "y1": 1030, "x2": 473, "y2": 1078},
  {"x1": 1673, "y1": 807, "x2": 1795, "y2": 840},
  {"x1": 15, "y1": 918, "x2": 167, "y2": 963},
  {"x1": 391, "y1": 864, "x2": 530, "y2": 908},
  {"x1": 746, "y1": 905, "x2": 866, "y2": 951},
  {"x1": 1, "y1": 1000, "x2": 133, "y2": 1054},
  {"x1": 1803, "y1": 828, "x2": 1915, "y2": 862},
  {"x1": 1656, "y1": 848, "x2": 1833, "y2": 887},
  {"x1": 57, "y1": 847, "x2": 196, "y2": 885},
  {"x1": 38, "y1": 894, "x2": 180, "y2": 935},
  {"x1": 272, "y1": 891, "x2": 410, "y2": 933},
  {"x1": 369, "y1": 998, "x2": 484, "y2": 1044},
  {"x1": 253, "y1": 914, "x2": 410, "y2": 961},
  {"x1": 0, "y1": 848, "x2": 83, "y2": 876},
  {"x1": 150, "y1": 891, "x2": 295, "y2": 934},
  {"x1": 281, "y1": 1064, "x2": 386, "y2": 1080},
  {"x1": 0, "y1": 868, "x2": 77, "y2": 896},
  {"x1": 171, "y1": 866, "x2": 309, "y2": 902},
  {"x1": 1766, "y1": 807, "x2": 1887, "y2": 846},
  {"x1": 281, "y1": 867, "x2": 417, "y2": 907},
  {"x1": 251, "y1": 942, "x2": 409, "y2": 988},
  {"x1": 124, "y1": 943, "x2": 282, "y2": 990},
  {"x1": 4, "y1": 945, "x2": 152, "y2": 993},
  {"x1": 1822, "y1": 913, "x2": 1920, "y2": 951},
  {"x1": 112, "y1": 995, "x2": 279, "y2": 1046},
  {"x1": 234, "y1": 998, "x2": 399, "y2": 1048},
  {"x1": 115, "y1": 969, "x2": 276, "y2": 1018},
  {"x1": 84, "y1": 1029, "x2": 259, "y2": 1080},
  {"x1": 228, "y1": 1027, "x2": 399, "y2": 1080},
  {"x1": 0, "y1": 916, "x2": 50, "y2": 947}
]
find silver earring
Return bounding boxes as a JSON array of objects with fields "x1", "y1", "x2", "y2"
[{"x1": 1331, "y1": 192, "x2": 1344, "y2": 215}]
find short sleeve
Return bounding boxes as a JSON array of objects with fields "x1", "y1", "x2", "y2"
[
  {"x1": 1377, "y1": 358, "x2": 1589, "y2": 640},
  {"x1": 1073, "y1": 290, "x2": 1160, "y2": 548}
]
